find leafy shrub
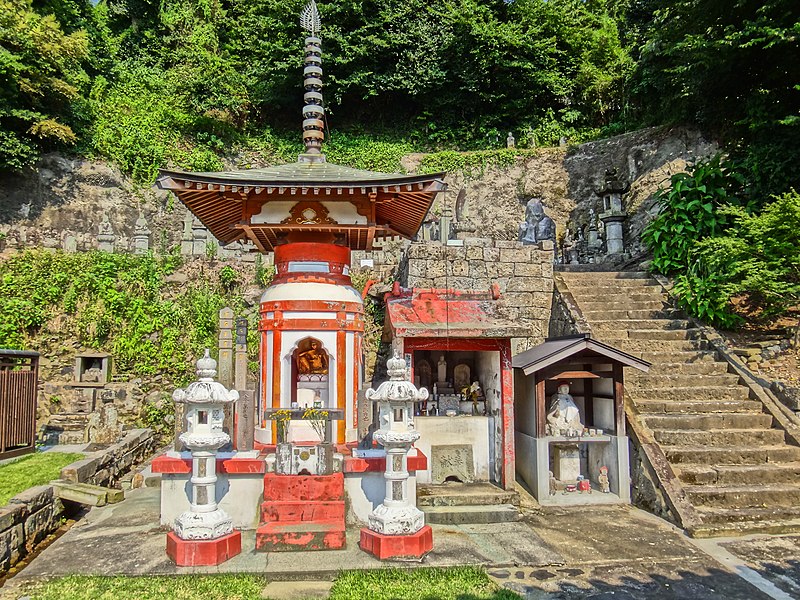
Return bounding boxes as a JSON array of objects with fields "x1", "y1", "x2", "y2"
[{"x1": 642, "y1": 155, "x2": 748, "y2": 275}]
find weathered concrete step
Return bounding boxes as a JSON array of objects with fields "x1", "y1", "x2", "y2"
[
  {"x1": 638, "y1": 350, "x2": 718, "y2": 363},
  {"x1": 420, "y1": 504, "x2": 521, "y2": 525},
  {"x1": 628, "y1": 386, "x2": 750, "y2": 402},
  {"x1": 627, "y1": 328, "x2": 702, "y2": 341},
  {"x1": 600, "y1": 339, "x2": 708, "y2": 353},
  {"x1": 643, "y1": 413, "x2": 773, "y2": 431},
  {"x1": 628, "y1": 374, "x2": 741, "y2": 389},
  {"x1": 590, "y1": 320, "x2": 690, "y2": 334},
  {"x1": 263, "y1": 472, "x2": 344, "y2": 502},
  {"x1": 584, "y1": 309, "x2": 686, "y2": 320},
  {"x1": 684, "y1": 483, "x2": 800, "y2": 509},
  {"x1": 691, "y1": 512, "x2": 800, "y2": 537},
  {"x1": 676, "y1": 462, "x2": 800, "y2": 486},
  {"x1": 559, "y1": 271, "x2": 652, "y2": 281},
  {"x1": 628, "y1": 362, "x2": 729, "y2": 376},
  {"x1": 417, "y1": 483, "x2": 520, "y2": 507},
  {"x1": 570, "y1": 291, "x2": 669, "y2": 303},
  {"x1": 51, "y1": 480, "x2": 125, "y2": 506},
  {"x1": 578, "y1": 300, "x2": 669, "y2": 312},
  {"x1": 635, "y1": 399, "x2": 763, "y2": 414},
  {"x1": 260, "y1": 500, "x2": 345, "y2": 523},
  {"x1": 692, "y1": 505, "x2": 800, "y2": 526},
  {"x1": 654, "y1": 428, "x2": 786, "y2": 447},
  {"x1": 663, "y1": 444, "x2": 800, "y2": 465},
  {"x1": 255, "y1": 519, "x2": 346, "y2": 552}
]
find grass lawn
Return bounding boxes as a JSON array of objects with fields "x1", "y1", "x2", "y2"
[
  {"x1": 0, "y1": 452, "x2": 85, "y2": 506},
  {"x1": 15, "y1": 567, "x2": 521, "y2": 600}
]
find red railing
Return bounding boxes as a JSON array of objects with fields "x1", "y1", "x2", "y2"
[{"x1": 0, "y1": 350, "x2": 39, "y2": 459}]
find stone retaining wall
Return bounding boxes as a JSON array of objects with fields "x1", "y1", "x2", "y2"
[
  {"x1": 404, "y1": 238, "x2": 554, "y2": 353},
  {"x1": 0, "y1": 428, "x2": 155, "y2": 572}
]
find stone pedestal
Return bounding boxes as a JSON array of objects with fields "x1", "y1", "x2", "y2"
[
  {"x1": 553, "y1": 443, "x2": 581, "y2": 483},
  {"x1": 600, "y1": 213, "x2": 626, "y2": 255},
  {"x1": 166, "y1": 531, "x2": 242, "y2": 566},
  {"x1": 359, "y1": 525, "x2": 433, "y2": 560}
]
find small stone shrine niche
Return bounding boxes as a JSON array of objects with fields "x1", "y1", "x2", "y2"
[
  {"x1": 512, "y1": 334, "x2": 650, "y2": 505},
  {"x1": 74, "y1": 352, "x2": 111, "y2": 385}
]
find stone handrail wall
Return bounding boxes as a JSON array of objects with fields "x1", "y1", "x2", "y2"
[{"x1": 0, "y1": 428, "x2": 155, "y2": 573}]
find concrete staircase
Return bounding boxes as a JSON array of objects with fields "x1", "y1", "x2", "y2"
[
  {"x1": 417, "y1": 482, "x2": 521, "y2": 525},
  {"x1": 256, "y1": 472, "x2": 346, "y2": 551},
  {"x1": 558, "y1": 271, "x2": 800, "y2": 537}
]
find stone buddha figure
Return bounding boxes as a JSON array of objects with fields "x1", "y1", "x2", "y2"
[
  {"x1": 519, "y1": 198, "x2": 556, "y2": 245},
  {"x1": 546, "y1": 382, "x2": 584, "y2": 436},
  {"x1": 297, "y1": 340, "x2": 328, "y2": 374}
]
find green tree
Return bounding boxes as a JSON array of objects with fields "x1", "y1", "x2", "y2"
[{"x1": 0, "y1": 0, "x2": 89, "y2": 168}]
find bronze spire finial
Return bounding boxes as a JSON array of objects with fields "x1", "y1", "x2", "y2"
[{"x1": 301, "y1": 1, "x2": 325, "y2": 157}]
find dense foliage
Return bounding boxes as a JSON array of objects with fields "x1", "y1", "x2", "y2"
[
  {"x1": 1, "y1": 0, "x2": 639, "y2": 179},
  {"x1": 0, "y1": 250, "x2": 265, "y2": 383}
]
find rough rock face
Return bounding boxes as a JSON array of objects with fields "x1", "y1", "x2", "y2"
[
  {"x1": 0, "y1": 127, "x2": 717, "y2": 256},
  {"x1": 563, "y1": 127, "x2": 718, "y2": 254},
  {"x1": 403, "y1": 126, "x2": 717, "y2": 253},
  {"x1": 0, "y1": 154, "x2": 181, "y2": 253}
]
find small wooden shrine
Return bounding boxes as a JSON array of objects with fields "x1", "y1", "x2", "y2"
[{"x1": 512, "y1": 334, "x2": 650, "y2": 505}]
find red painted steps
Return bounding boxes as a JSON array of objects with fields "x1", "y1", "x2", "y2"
[{"x1": 256, "y1": 472, "x2": 346, "y2": 552}]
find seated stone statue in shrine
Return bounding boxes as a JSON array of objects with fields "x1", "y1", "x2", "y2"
[
  {"x1": 545, "y1": 382, "x2": 584, "y2": 436},
  {"x1": 297, "y1": 340, "x2": 328, "y2": 374}
]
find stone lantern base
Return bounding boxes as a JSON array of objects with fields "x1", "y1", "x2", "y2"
[
  {"x1": 166, "y1": 530, "x2": 242, "y2": 566},
  {"x1": 359, "y1": 525, "x2": 433, "y2": 560}
]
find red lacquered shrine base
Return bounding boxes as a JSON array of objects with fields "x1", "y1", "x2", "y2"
[
  {"x1": 359, "y1": 525, "x2": 433, "y2": 560},
  {"x1": 166, "y1": 530, "x2": 242, "y2": 566}
]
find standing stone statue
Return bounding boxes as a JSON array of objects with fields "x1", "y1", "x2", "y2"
[
  {"x1": 97, "y1": 214, "x2": 116, "y2": 253},
  {"x1": 506, "y1": 132, "x2": 515, "y2": 148},
  {"x1": 181, "y1": 211, "x2": 194, "y2": 255},
  {"x1": 518, "y1": 198, "x2": 556, "y2": 245},
  {"x1": 132, "y1": 212, "x2": 151, "y2": 254}
]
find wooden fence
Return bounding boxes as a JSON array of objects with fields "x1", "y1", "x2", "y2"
[{"x1": 0, "y1": 350, "x2": 39, "y2": 460}]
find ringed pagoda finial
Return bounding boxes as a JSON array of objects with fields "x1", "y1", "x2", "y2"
[{"x1": 301, "y1": 0, "x2": 325, "y2": 157}]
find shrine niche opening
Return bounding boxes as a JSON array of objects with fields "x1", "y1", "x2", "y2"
[{"x1": 290, "y1": 337, "x2": 330, "y2": 409}]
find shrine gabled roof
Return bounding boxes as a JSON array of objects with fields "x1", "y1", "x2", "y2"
[
  {"x1": 156, "y1": 160, "x2": 446, "y2": 252},
  {"x1": 159, "y1": 161, "x2": 444, "y2": 186},
  {"x1": 385, "y1": 287, "x2": 529, "y2": 339},
  {"x1": 512, "y1": 333, "x2": 651, "y2": 376}
]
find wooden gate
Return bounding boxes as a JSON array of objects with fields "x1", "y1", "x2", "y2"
[{"x1": 0, "y1": 350, "x2": 39, "y2": 460}]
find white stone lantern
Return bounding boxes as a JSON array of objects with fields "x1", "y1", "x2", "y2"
[
  {"x1": 167, "y1": 349, "x2": 242, "y2": 565},
  {"x1": 360, "y1": 353, "x2": 433, "y2": 559}
]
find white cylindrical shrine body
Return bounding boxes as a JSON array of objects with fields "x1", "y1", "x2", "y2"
[{"x1": 257, "y1": 243, "x2": 364, "y2": 445}]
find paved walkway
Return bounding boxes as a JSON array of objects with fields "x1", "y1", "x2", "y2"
[{"x1": 3, "y1": 485, "x2": 800, "y2": 599}]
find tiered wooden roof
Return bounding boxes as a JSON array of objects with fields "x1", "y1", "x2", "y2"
[{"x1": 157, "y1": 160, "x2": 447, "y2": 252}]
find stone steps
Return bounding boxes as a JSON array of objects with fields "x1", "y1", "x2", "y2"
[
  {"x1": 676, "y1": 462, "x2": 800, "y2": 486},
  {"x1": 684, "y1": 483, "x2": 800, "y2": 509},
  {"x1": 420, "y1": 504, "x2": 521, "y2": 525},
  {"x1": 257, "y1": 472, "x2": 346, "y2": 552},
  {"x1": 627, "y1": 373, "x2": 741, "y2": 389},
  {"x1": 653, "y1": 428, "x2": 786, "y2": 447},
  {"x1": 635, "y1": 400, "x2": 764, "y2": 414},
  {"x1": 663, "y1": 444, "x2": 800, "y2": 465},
  {"x1": 627, "y1": 386, "x2": 750, "y2": 402},
  {"x1": 562, "y1": 270, "x2": 800, "y2": 537},
  {"x1": 643, "y1": 413, "x2": 773, "y2": 431}
]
